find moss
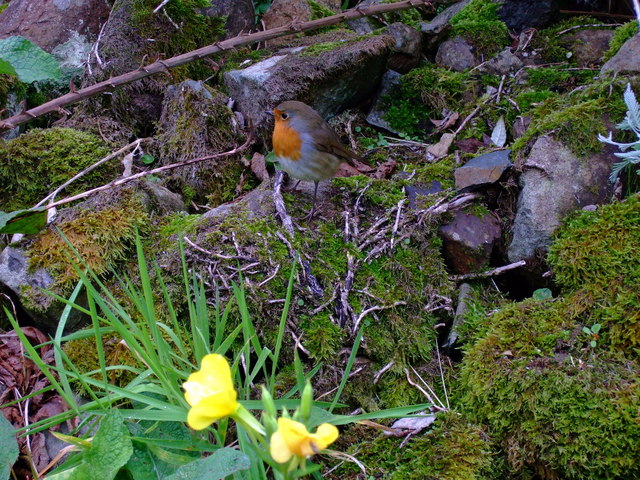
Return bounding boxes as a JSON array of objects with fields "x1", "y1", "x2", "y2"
[
  {"x1": 382, "y1": 64, "x2": 473, "y2": 138},
  {"x1": 511, "y1": 78, "x2": 627, "y2": 157},
  {"x1": 532, "y1": 15, "x2": 600, "y2": 64},
  {"x1": 0, "y1": 4, "x2": 8, "y2": 14},
  {"x1": 307, "y1": 0, "x2": 334, "y2": 19},
  {"x1": 130, "y1": 0, "x2": 225, "y2": 80},
  {"x1": 26, "y1": 189, "x2": 149, "y2": 298},
  {"x1": 380, "y1": 0, "x2": 423, "y2": 29},
  {"x1": 334, "y1": 175, "x2": 405, "y2": 208},
  {"x1": 328, "y1": 411, "x2": 494, "y2": 479},
  {"x1": 604, "y1": 20, "x2": 638, "y2": 61},
  {"x1": 450, "y1": 0, "x2": 509, "y2": 57},
  {"x1": 0, "y1": 128, "x2": 114, "y2": 211}
]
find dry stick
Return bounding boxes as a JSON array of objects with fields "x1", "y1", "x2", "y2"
[
  {"x1": 272, "y1": 171, "x2": 295, "y2": 236},
  {"x1": 450, "y1": 259, "x2": 527, "y2": 282},
  {"x1": 556, "y1": 23, "x2": 622, "y2": 35},
  {"x1": 42, "y1": 127, "x2": 253, "y2": 210},
  {"x1": 0, "y1": 0, "x2": 432, "y2": 131}
]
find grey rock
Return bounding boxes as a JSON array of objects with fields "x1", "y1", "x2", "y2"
[
  {"x1": 601, "y1": 34, "x2": 640, "y2": 75},
  {"x1": 202, "y1": 185, "x2": 275, "y2": 221},
  {"x1": 366, "y1": 70, "x2": 403, "y2": 134},
  {"x1": 347, "y1": 0, "x2": 380, "y2": 34},
  {"x1": 0, "y1": 0, "x2": 110, "y2": 52},
  {"x1": 497, "y1": 0, "x2": 559, "y2": 33},
  {"x1": 0, "y1": 247, "x2": 53, "y2": 297},
  {"x1": 455, "y1": 149, "x2": 512, "y2": 192},
  {"x1": 420, "y1": 0, "x2": 471, "y2": 49},
  {"x1": 439, "y1": 211, "x2": 502, "y2": 274},
  {"x1": 507, "y1": 136, "x2": 613, "y2": 262},
  {"x1": 435, "y1": 36, "x2": 477, "y2": 71},
  {"x1": 386, "y1": 22, "x2": 422, "y2": 73},
  {"x1": 199, "y1": 0, "x2": 255, "y2": 38},
  {"x1": 477, "y1": 48, "x2": 523, "y2": 75},
  {"x1": 140, "y1": 181, "x2": 186, "y2": 213},
  {"x1": 564, "y1": 29, "x2": 614, "y2": 68},
  {"x1": 224, "y1": 33, "x2": 395, "y2": 142},
  {"x1": 405, "y1": 181, "x2": 443, "y2": 209}
]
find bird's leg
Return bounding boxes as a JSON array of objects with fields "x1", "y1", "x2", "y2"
[{"x1": 305, "y1": 180, "x2": 320, "y2": 221}]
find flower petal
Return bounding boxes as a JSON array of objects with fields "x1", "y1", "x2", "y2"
[
  {"x1": 270, "y1": 430, "x2": 293, "y2": 464},
  {"x1": 314, "y1": 423, "x2": 339, "y2": 449}
]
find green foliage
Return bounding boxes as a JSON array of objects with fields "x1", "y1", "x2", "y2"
[
  {"x1": 380, "y1": 0, "x2": 423, "y2": 29},
  {"x1": 450, "y1": 0, "x2": 509, "y2": 56},
  {"x1": 382, "y1": 64, "x2": 471, "y2": 138},
  {"x1": 604, "y1": 20, "x2": 638, "y2": 61},
  {"x1": 308, "y1": 0, "x2": 334, "y2": 19},
  {"x1": 0, "y1": 128, "x2": 113, "y2": 211},
  {"x1": 163, "y1": 448, "x2": 250, "y2": 479},
  {"x1": 531, "y1": 15, "x2": 599, "y2": 63},
  {"x1": 332, "y1": 412, "x2": 493, "y2": 479},
  {"x1": 0, "y1": 414, "x2": 18, "y2": 480},
  {"x1": 0, "y1": 207, "x2": 46, "y2": 235},
  {"x1": 0, "y1": 35, "x2": 61, "y2": 83}
]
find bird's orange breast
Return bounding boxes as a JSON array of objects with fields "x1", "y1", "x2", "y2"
[{"x1": 273, "y1": 120, "x2": 302, "y2": 161}]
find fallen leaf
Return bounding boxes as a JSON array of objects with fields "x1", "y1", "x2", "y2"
[
  {"x1": 250, "y1": 152, "x2": 269, "y2": 183},
  {"x1": 455, "y1": 138, "x2": 486, "y2": 153},
  {"x1": 373, "y1": 159, "x2": 398, "y2": 179}
]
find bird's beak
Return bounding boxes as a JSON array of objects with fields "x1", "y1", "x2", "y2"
[{"x1": 265, "y1": 110, "x2": 274, "y2": 116}]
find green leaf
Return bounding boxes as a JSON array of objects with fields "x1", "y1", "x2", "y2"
[
  {"x1": 590, "y1": 323, "x2": 601, "y2": 334},
  {"x1": 70, "y1": 411, "x2": 133, "y2": 480},
  {"x1": 590, "y1": 340, "x2": 597, "y2": 348},
  {"x1": 582, "y1": 326, "x2": 592, "y2": 335},
  {"x1": 164, "y1": 448, "x2": 250, "y2": 480},
  {"x1": 532, "y1": 288, "x2": 553, "y2": 300},
  {"x1": 0, "y1": 414, "x2": 19, "y2": 480},
  {"x1": 0, "y1": 57, "x2": 16, "y2": 76},
  {"x1": 0, "y1": 208, "x2": 47, "y2": 234},
  {"x1": 140, "y1": 154, "x2": 155, "y2": 165},
  {"x1": 0, "y1": 36, "x2": 62, "y2": 83}
]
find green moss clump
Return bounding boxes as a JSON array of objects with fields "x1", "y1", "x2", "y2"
[
  {"x1": 382, "y1": 64, "x2": 472, "y2": 138},
  {"x1": 532, "y1": 15, "x2": 600, "y2": 63},
  {"x1": 27, "y1": 190, "x2": 149, "y2": 296},
  {"x1": 307, "y1": 0, "x2": 334, "y2": 19},
  {"x1": 450, "y1": 0, "x2": 509, "y2": 57},
  {"x1": 0, "y1": 128, "x2": 113, "y2": 211},
  {"x1": 329, "y1": 412, "x2": 494, "y2": 479},
  {"x1": 380, "y1": 0, "x2": 423, "y2": 29},
  {"x1": 604, "y1": 20, "x2": 638, "y2": 61},
  {"x1": 130, "y1": 0, "x2": 225, "y2": 80},
  {"x1": 461, "y1": 298, "x2": 640, "y2": 478}
]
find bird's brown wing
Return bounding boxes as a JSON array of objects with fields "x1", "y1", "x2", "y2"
[{"x1": 310, "y1": 117, "x2": 364, "y2": 166}]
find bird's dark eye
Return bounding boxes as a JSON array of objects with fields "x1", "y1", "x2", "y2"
[{"x1": 281, "y1": 113, "x2": 288, "y2": 120}]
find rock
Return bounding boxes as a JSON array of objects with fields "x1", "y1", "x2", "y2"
[
  {"x1": 601, "y1": 34, "x2": 640, "y2": 75},
  {"x1": 455, "y1": 149, "x2": 512, "y2": 192},
  {"x1": 366, "y1": 70, "x2": 403, "y2": 134},
  {"x1": 477, "y1": 48, "x2": 523, "y2": 75},
  {"x1": 224, "y1": 33, "x2": 395, "y2": 141},
  {"x1": 202, "y1": 185, "x2": 275, "y2": 222},
  {"x1": 140, "y1": 181, "x2": 186, "y2": 213},
  {"x1": 156, "y1": 80, "x2": 247, "y2": 206},
  {"x1": 0, "y1": 0, "x2": 110, "y2": 52},
  {"x1": 347, "y1": 0, "x2": 380, "y2": 34},
  {"x1": 200, "y1": 0, "x2": 255, "y2": 38},
  {"x1": 386, "y1": 22, "x2": 423, "y2": 73},
  {"x1": 0, "y1": 246, "x2": 54, "y2": 313},
  {"x1": 497, "y1": 0, "x2": 560, "y2": 33},
  {"x1": 405, "y1": 181, "x2": 443, "y2": 209},
  {"x1": 564, "y1": 29, "x2": 614, "y2": 68},
  {"x1": 444, "y1": 282, "x2": 473, "y2": 348},
  {"x1": 261, "y1": 0, "x2": 339, "y2": 46},
  {"x1": 507, "y1": 136, "x2": 613, "y2": 262},
  {"x1": 435, "y1": 36, "x2": 478, "y2": 71},
  {"x1": 439, "y1": 210, "x2": 502, "y2": 274},
  {"x1": 420, "y1": 0, "x2": 471, "y2": 50}
]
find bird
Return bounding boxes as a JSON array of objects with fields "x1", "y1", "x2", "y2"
[{"x1": 267, "y1": 100, "x2": 364, "y2": 218}]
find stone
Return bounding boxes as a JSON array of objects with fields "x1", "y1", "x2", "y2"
[
  {"x1": 0, "y1": 0, "x2": 110, "y2": 52},
  {"x1": 156, "y1": 80, "x2": 246, "y2": 206},
  {"x1": 386, "y1": 22, "x2": 423, "y2": 73},
  {"x1": 507, "y1": 136, "x2": 613, "y2": 262},
  {"x1": 202, "y1": 185, "x2": 275, "y2": 222},
  {"x1": 435, "y1": 36, "x2": 478, "y2": 71},
  {"x1": 261, "y1": 0, "x2": 340, "y2": 46},
  {"x1": 497, "y1": 0, "x2": 560, "y2": 33},
  {"x1": 224, "y1": 33, "x2": 395, "y2": 141},
  {"x1": 439, "y1": 210, "x2": 502, "y2": 274},
  {"x1": 420, "y1": 0, "x2": 471, "y2": 50},
  {"x1": 405, "y1": 181, "x2": 443, "y2": 209},
  {"x1": 347, "y1": 0, "x2": 380, "y2": 34},
  {"x1": 140, "y1": 181, "x2": 186, "y2": 213},
  {"x1": 564, "y1": 29, "x2": 614, "y2": 68},
  {"x1": 455, "y1": 149, "x2": 512, "y2": 192},
  {"x1": 477, "y1": 48, "x2": 523, "y2": 75},
  {"x1": 601, "y1": 34, "x2": 640, "y2": 75},
  {"x1": 200, "y1": 0, "x2": 255, "y2": 38},
  {"x1": 366, "y1": 70, "x2": 403, "y2": 134}
]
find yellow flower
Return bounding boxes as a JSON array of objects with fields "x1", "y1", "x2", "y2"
[
  {"x1": 270, "y1": 417, "x2": 339, "y2": 463},
  {"x1": 183, "y1": 354, "x2": 239, "y2": 430}
]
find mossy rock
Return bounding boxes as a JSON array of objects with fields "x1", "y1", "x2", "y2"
[
  {"x1": 328, "y1": 411, "x2": 495, "y2": 479},
  {"x1": 0, "y1": 127, "x2": 114, "y2": 211},
  {"x1": 155, "y1": 80, "x2": 255, "y2": 207},
  {"x1": 450, "y1": 0, "x2": 509, "y2": 57},
  {"x1": 604, "y1": 20, "x2": 638, "y2": 61}
]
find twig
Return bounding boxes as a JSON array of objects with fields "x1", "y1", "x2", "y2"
[
  {"x1": 34, "y1": 138, "x2": 149, "y2": 208},
  {"x1": 153, "y1": 0, "x2": 171, "y2": 13},
  {"x1": 273, "y1": 171, "x2": 295, "y2": 236},
  {"x1": 404, "y1": 368, "x2": 447, "y2": 412},
  {"x1": 0, "y1": 0, "x2": 432, "y2": 131},
  {"x1": 450, "y1": 259, "x2": 526, "y2": 282},
  {"x1": 556, "y1": 23, "x2": 621, "y2": 35},
  {"x1": 454, "y1": 95, "x2": 494, "y2": 136},
  {"x1": 41, "y1": 123, "x2": 253, "y2": 210},
  {"x1": 353, "y1": 301, "x2": 406, "y2": 333},
  {"x1": 373, "y1": 360, "x2": 395, "y2": 384}
]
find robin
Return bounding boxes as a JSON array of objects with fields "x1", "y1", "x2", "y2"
[{"x1": 267, "y1": 100, "x2": 364, "y2": 218}]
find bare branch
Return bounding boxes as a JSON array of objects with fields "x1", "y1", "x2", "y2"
[
  {"x1": 0, "y1": 0, "x2": 432, "y2": 131},
  {"x1": 450, "y1": 260, "x2": 527, "y2": 282}
]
